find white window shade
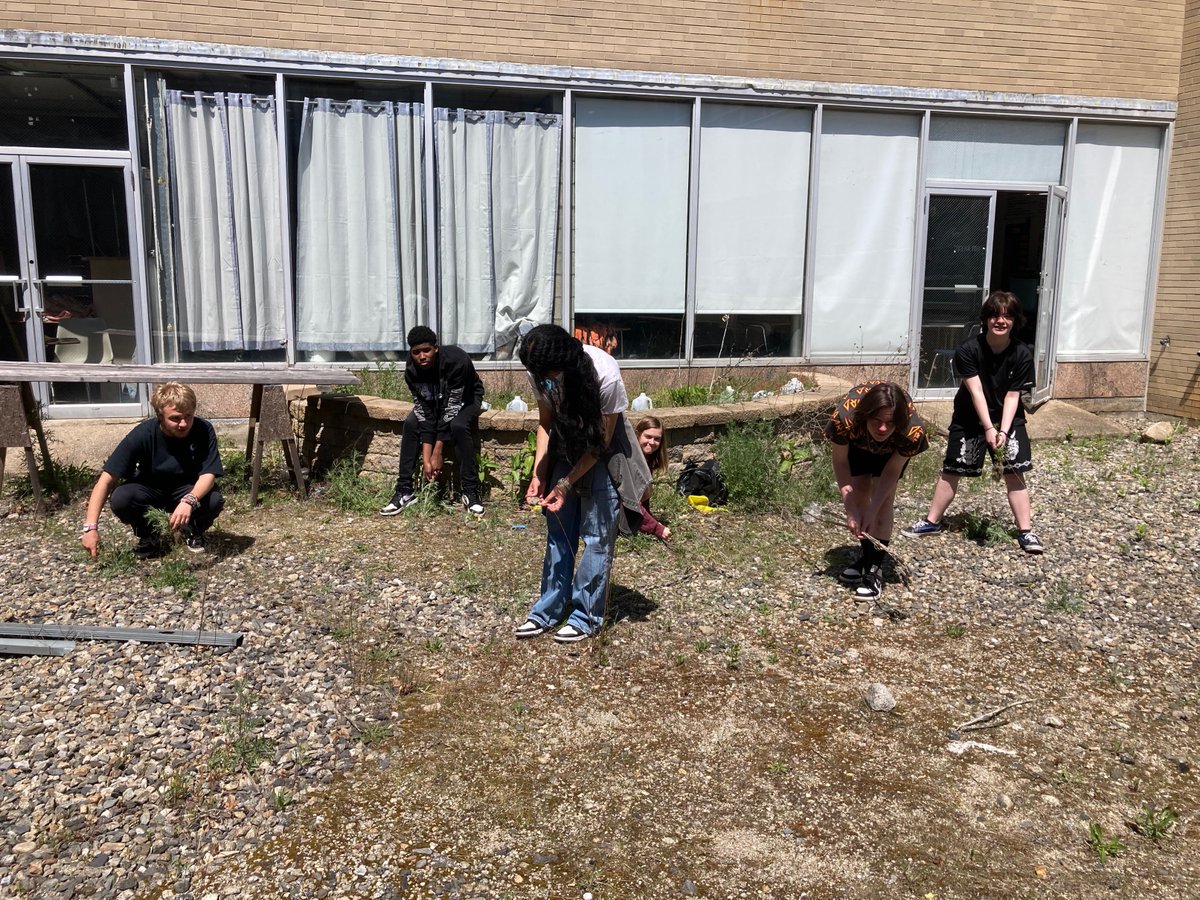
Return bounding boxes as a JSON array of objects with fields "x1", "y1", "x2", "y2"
[
  {"x1": 696, "y1": 103, "x2": 811, "y2": 314},
  {"x1": 574, "y1": 98, "x2": 690, "y2": 313},
  {"x1": 810, "y1": 110, "x2": 920, "y2": 356},
  {"x1": 928, "y1": 116, "x2": 1066, "y2": 184},
  {"x1": 1058, "y1": 123, "x2": 1162, "y2": 356}
]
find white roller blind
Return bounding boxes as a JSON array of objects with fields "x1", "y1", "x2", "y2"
[
  {"x1": 928, "y1": 116, "x2": 1066, "y2": 184},
  {"x1": 810, "y1": 110, "x2": 920, "y2": 356},
  {"x1": 574, "y1": 97, "x2": 690, "y2": 313},
  {"x1": 1058, "y1": 123, "x2": 1163, "y2": 356},
  {"x1": 696, "y1": 103, "x2": 811, "y2": 314}
]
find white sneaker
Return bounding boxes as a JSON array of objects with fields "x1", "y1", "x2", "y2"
[
  {"x1": 380, "y1": 493, "x2": 416, "y2": 516},
  {"x1": 462, "y1": 494, "x2": 485, "y2": 515}
]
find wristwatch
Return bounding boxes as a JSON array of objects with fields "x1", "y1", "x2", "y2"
[{"x1": 81, "y1": 523, "x2": 99, "y2": 534}]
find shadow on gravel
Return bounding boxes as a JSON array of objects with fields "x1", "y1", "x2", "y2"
[
  {"x1": 209, "y1": 531, "x2": 256, "y2": 559},
  {"x1": 608, "y1": 583, "x2": 657, "y2": 624}
]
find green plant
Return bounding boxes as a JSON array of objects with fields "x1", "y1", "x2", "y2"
[
  {"x1": 144, "y1": 506, "x2": 173, "y2": 542},
  {"x1": 1045, "y1": 579, "x2": 1086, "y2": 614},
  {"x1": 1087, "y1": 822, "x2": 1126, "y2": 863},
  {"x1": 507, "y1": 431, "x2": 538, "y2": 497},
  {"x1": 716, "y1": 421, "x2": 791, "y2": 509},
  {"x1": 477, "y1": 451, "x2": 500, "y2": 492},
  {"x1": 653, "y1": 384, "x2": 712, "y2": 408},
  {"x1": 97, "y1": 548, "x2": 137, "y2": 578},
  {"x1": 725, "y1": 643, "x2": 741, "y2": 670},
  {"x1": 694, "y1": 638, "x2": 710, "y2": 653},
  {"x1": 1133, "y1": 522, "x2": 1149, "y2": 541},
  {"x1": 348, "y1": 362, "x2": 409, "y2": 401},
  {"x1": 671, "y1": 652, "x2": 687, "y2": 667},
  {"x1": 1133, "y1": 805, "x2": 1178, "y2": 841},
  {"x1": 357, "y1": 722, "x2": 393, "y2": 746},
  {"x1": 423, "y1": 636, "x2": 445, "y2": 653},
  {"x1": 147, "y1": 557, "x2": 197, "y2": 599},
  {"x1": 776, "y1": 437, "x2": 813, "y2": 476},
  {"x1": 767, "y1": 760, "x2": 788, "y2": 777},
  {"x1": 269, "y1": 788, "x2": 295, "y2": 811},
  {"x1": 209, "y1": 681, "x2": 276, "y2": 775},
  {"x1": 164, "y1": 771, "x2": 193, "y2": 807},
  {"x1": 960, "y1": 510, "x2": 1011, "y2": 545},
  {"x1": 944, "y1": 624, "x2": 966, "y2": 638},
  {"x1": 767, "y1": 652, "x2": 779, "y2": 665},
  {"x1": 452, "y1": 562, "x2": 483, "y2": 596},
  {"x1": 325, "y1": 454, "x2": 391, "y2": 514}
]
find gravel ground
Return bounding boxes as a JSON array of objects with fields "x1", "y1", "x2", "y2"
[{"x1": 1, "y1": 417, "x2": 1198, "y2": 898}]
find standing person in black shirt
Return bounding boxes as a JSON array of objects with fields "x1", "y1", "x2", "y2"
[
  {"x1": 80, "y1": 382, "x2": 225, "y2": 559},
  {"x1": 381, "y1": 326, "x2": 487, "y2": 516},
  {"x1": 904, "y1": 291, "x2": 1044, "y2": 554}
]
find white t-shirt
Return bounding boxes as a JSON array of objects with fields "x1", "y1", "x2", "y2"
[{"x1": 529, "y1": 343, "x2": 628, "y2": 415}]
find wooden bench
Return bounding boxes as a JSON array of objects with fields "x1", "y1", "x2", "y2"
[{"x1": 0, "y1": 363, "x2": 360, "y2": 511}]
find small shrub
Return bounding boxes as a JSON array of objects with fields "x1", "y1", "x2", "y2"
[
  {"x1": 716, "y1": 421, "x2": 791, "y2": 509},
  {"x1": 269, "y1": 788, "x2": 295, "y2": 811},
  {"x1": 1045, "y1": 579, "x2": 1086, "y2": 615},
  {"x1": 654, "y1": 384, "x2": 712, "y2": 408},
  {"x1": 725, "y1": 643, "x2": 741, "y2": 670},
  {"x1": 960, "y1": 511, "x2": 1011, "y2": 545},
  {"x1": 944, "y1": 624, "x2": 966, "y2": 638},
  {"x1": 147, "y1": 557, "x2": 197, "y2": 599},
  {"x1": 210, "y1": 682, "x2": 275, "y2": 774},
  {"x1": 97, "y1": 548, "x2": 137, "y2": 578},
  {"x1": 357, "y1": 722, "x2": 393, "y2": 746}
]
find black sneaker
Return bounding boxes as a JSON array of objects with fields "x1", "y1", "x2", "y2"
[
  {"x1": 184, "y1": 532, "x2": 207, "y2": 553},
  {"x1": 854, "y1": 565, "x2": 883, "y2": 600},
  {"x1": 380, "y1": 493, "x2": 417, "y2": 516},
  {"x1": 462, "y1": 493, "x2": 485, "y2": 515},
  {"x1": 1017, "y1": 530, "x2": 1044, "y2": 554},
  {"x1": 902, "y1": 517, "x2": 947, "y2": 537},
  {"x1": 133, "y1": 537, "x2": 162, "y2": 560},
  {"x1": 838, "y1": 557, "x2": 863, "y2": 586}
]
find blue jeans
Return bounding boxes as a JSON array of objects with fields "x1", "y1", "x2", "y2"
[{"x1": 528, "y1": 460, "x2": 619, "y2": 635}]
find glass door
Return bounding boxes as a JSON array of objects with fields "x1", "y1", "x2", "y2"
[
  {"x1": 1031, "y1": 185, "x2": 1067, "y2": 407},
  {"x1": 915, "y1": 191, "x2": 995, "y2": 393},
  {"x1": 2, "y1": 156, "x2": 142, "y2": 415}
]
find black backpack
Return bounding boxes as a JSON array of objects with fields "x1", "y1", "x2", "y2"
[{"x1": 675, "y1": 459, "x2": 728, "y2": 506}]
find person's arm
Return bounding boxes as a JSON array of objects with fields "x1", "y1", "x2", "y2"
[
  {"x1": 862, "y1": 451, "x2": 907, "y2": 535},
  {"x1": 525, "y1": 403, "x2": 556, "y2": 505},
  {"x1": 169, "y1": 472, "x2": 217, "y2": 530},
  {"x1": 963, "y1": 375, "x2": 1002, "y2": 449},
  {"x1": 639, "y1": 500, "x2": 670, "y2": 541},
  {"x1": 80, "y1": 471, "x2": 117, "y2": 559},
  {"x1": 541, "y1": 413, "x2": 619, "y2": 514},
  {"x1": 829, "y1": 442, "x2": 861, "y2": 537},
  {"x1": 424, "y1": 440, "x2": 444, "y2": 481},
  {"x1": 406, "y1": 367, "x2": 438, "y2": 444}
]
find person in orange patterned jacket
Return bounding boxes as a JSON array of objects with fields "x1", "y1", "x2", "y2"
[{"x1": 824, "y1": 381, "x2": 929, "y2": 602}]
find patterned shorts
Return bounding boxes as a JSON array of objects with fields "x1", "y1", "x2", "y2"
[{"x1": 941, "y1": 421, "x2": 1033, "y2": 477}]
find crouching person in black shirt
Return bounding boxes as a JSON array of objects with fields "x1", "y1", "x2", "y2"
[{"x1": 81, "y1": 382, "x2": 225, "y2": 559}]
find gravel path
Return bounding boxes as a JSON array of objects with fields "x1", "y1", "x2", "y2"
[{"x1": 1, "y1": 418, "x2": 1197, "y2": 898}]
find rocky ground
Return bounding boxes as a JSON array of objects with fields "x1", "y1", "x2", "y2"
[{"x1": 0, "y1": 418, "x2": 1198, "y2": 899}]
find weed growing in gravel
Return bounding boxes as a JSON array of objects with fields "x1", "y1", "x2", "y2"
[
  {"x1": 423, "y1": 636, "x2": 445, "y2": 653},
  {"x1": 210, "y1": 682, "x2": 276, "y2": 775},
  {"x1": 694, "y1": 638, "x2": 710, "y2": 653},
  {"x1": 326, "y1": 454, "x2": 391, "y2": 514},
  {"x1": 356, "y1": 722, "x2": 393, "y2": 746},
  {"x1": 164, "y1": 771, "x2": 193, "y2": 807},
  {"x1": 725, "y1": 643, "x2": 741, "y2": 670},
  {"x1": 337, "y1": 362, "x2": 409, "y2": 401},
  {"x1": 329, "y1": 626, "x2": 356, "y2": 640},
  {"x1": 452, "y1": 562, "x2": 483, "y2": 595},
  {"x1": 767, "y1": 760, "x2": 789, "y2": 777},
  {"x1": 1133, "y1": 805, "x2": 1178, "y2": 841},
  {"x1": 1045, "y1": 579, "x2": 1086, "y2": 614},
  {"x1": 960, "y1": 510, "x2": 1011, "y2": 545},
  {"x1": 269, "y1": 788, "x2": 295, "y2": 811},
  {"x1": 1133, "y1": 522, "x2": 1149, "y2": 541},
  {"x1": 1087, "y1": 822, "x2": 1126, "y2": 863},
  {"x1": 144, "y1": 506, "x2": 173, "y2": 541},
  {"x1": 717, "y1": 421, "x2": 793, "y2": 509},
  {"x1": 944, "y1": 624, "x2": 966, "y2": 638},
  {"x1": 147, "y1": 557, "x2": 197, "y2": 599},
  {"x1": 97, "y1": 548, "x2": 137, "y2": 577}
]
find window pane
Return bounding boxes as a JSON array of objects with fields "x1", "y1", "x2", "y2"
[
  {"x1": 928, "y1": 116, "x2": 1066, "y2": 185},
  {"x1": 696, "y1": 103, "x2": 810, "y2": 316},
  {"x1": 810, "y1": 110, "x2": 920, "y2": 356},
  {"x1": 0, "y1": 60, "x2": 127, "y2": 150},
  {"x1": 574, "y1": 97, "x2": 690, "y2": 316},
  {"x1": 1058, "y1": 123, "x2": 1162, "y2": 355},
  {"x1": 693, "y1": 314, "x2": 802, "y2": 359}
]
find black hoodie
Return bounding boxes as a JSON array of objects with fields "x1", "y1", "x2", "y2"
[{"x1": 404, "y1": 344, "x2": 485, "y2": 442}]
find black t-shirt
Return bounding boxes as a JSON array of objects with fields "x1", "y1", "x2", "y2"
[
  {"x1": 103, "y1": 418, "x2": 224, "y2": 492},
  {"x1": 952, "y1": 334, "x2": 1035, "y2": 429}
]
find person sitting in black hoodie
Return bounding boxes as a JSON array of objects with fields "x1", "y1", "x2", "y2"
[{"x1": 381, "y1": 326, "x2": 487, "y2": 516}]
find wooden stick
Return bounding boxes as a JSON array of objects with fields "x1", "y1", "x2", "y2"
[{"x1": 955, "y1": 698, "x2": 1035, "y2": 731}]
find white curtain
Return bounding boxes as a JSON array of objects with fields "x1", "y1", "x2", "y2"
[
  {"x1": 810, "y1": 110, "x2": 921, "y2": 356},
  {"x1": 165, "y1": 91, "x2": 285, "y2": 351},
  {"x1": 574, "y1": 97, "x2": 690, "y2": 314},
  {"x1": 927, "y1": 116, "x2": 1066, "y2": 185},
  {"x1": 295, "y1": 99, "x2": 425, "y2": 351},
  {"x1": 1058, "y1": 123, "x2": 1163, "y2": 356},
  {"x1": 492, "y1": 112, "x2": 561, "y2": 353},
  {"x1": 696, "y1": 103, "x2": 811, "y2": 313},
  {"x1": 435, "y1": 108, "x2": 561, "y2": 355},
  {"x1": 436, "y1": 109, "x2": 495, "y2": 353}
]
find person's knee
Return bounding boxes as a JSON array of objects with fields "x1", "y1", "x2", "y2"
[
  {"x1": 109, "y1": 484, "x2": 145, "y2": 520},
  {"x1": 206, "y1": 489, "x2": 225, "y2": 517},
  {"x1": 402, "y1": 412, "x2": 421, "y2": 436}
]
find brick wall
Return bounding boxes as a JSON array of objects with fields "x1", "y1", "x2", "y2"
[
  {"x1": 1149, "y1": 0, "x2": 1200, "y2": 420},
  {"x1": 0, "y1": 1, "x2": 1185, "y2": 101}
]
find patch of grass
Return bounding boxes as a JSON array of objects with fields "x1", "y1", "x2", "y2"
[
  {"x1": 356, "y1": 722, "x2": 393, "y2": 746},
  {"x1": 209, "y1": 681, "x2": 276, "y2": 775},
  {"x1": 269, "y1": 788, "x2": 295, "y2": 811},
  {"x1": 716, "y1": 421, "x2": 794, "y2": 510},
  {"x1": 339, "y1": 362, "x2": 409, "y2": 401},
  {"x1": 97, "y1": 548, "x2": 137, "y2": 578},
  {"x1": 725, "y1": 643, "x2": 741, "y2": 671},
  {"x1": 1045, "y1": 579, "x2": 1086, "y2": 615},
  {"x1": 1133, "y1": 805, "x2": 1178, "y2": 841},
  {"x1": 1087, "y1": 822, "x2": 1126, "y2": 864},
  {"x1": 164, "y1": 771, "x2": 193, "y2": 807},
  {"x1": 147, "y1": 556, "x2": 197, "y2": 599},
  {"x1": 325, "y1": 454, "x2": 391, "y2": 515},
  {"x1": 452, "y1": 562, "x2": 483, "y2": 596},
  {"x1": 944, "y1": 624, "x2": 966, "y2": 638},
  {"x1": 652, "y1": 384, "x2": 712, "y2": 408},
  {"x1": 329, "y1": 626, "x2": 356, "y2": 640},
  {"x1": 144, "y1": 506, "x2": 173, "y2": 542},
  {"x1": 423, "y1": 636, "x2": 445, "y2": 653},
  {"x1": 1133, "y1": 522, "x2": 1149, "y2": 541},
  {"x1": 694, "y1": 638, "x2": 710, "y2": 653},
  {"x1": 767, "y1": 760, "x2": 789, "y2": 777}
]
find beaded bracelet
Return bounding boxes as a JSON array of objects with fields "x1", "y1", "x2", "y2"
[
  {"x1": 554, "y1": 477, "x2": 574, "y2": 496},
  {"x1": 182, "y1": 493, "x2": 200, "y2": 510}
]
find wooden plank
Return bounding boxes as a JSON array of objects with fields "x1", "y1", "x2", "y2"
[
  {"x1": 0, "y1": 623, "x2": 244, "y2": 648},
  {"x1": 0, "y1": 638, "x2": 75, "y2": 657},
  {"x1": 0, "y1": 363, "x2": 360, "y2": 386}
]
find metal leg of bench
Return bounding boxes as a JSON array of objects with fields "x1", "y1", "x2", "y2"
[
  {"x1": 24, "y1": 445, "x2": 45, "y2": 516},
  {"x1": 282, "y1": 438, "x2": 307, "y2": 499}
]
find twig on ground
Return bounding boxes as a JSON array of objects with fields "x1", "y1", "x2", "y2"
[
  {"x1": 817, "y1": 513, "x2": 914, "y2": 586},
  {"x1": 955, "y1": 698, "x2": 1037, "y2": 732}
]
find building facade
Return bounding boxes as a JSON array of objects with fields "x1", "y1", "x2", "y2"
[{"x1": 0, "y1": 1, "x2": 1196, "y2": 419}]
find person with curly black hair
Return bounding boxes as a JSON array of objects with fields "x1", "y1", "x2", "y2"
[{"x1": 514, "y1": 324, "x2": 649, "y2": 644}]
